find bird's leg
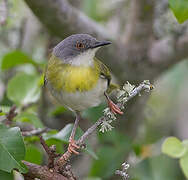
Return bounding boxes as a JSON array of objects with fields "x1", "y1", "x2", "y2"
[
  {"x1": 68, "y1": 112, "x2": 81, "y2": 155},
  {"x1": 104, "y1": 91, "x2": 123, "y2": 115}
]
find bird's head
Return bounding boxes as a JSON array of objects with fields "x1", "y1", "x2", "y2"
[{"x1": 53, "y1": 34, "x2": 111, "y2": 66}]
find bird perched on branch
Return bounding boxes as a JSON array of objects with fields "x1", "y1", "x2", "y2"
[{"x1": 45, "y1": 34, "x2": 123, "y2": 155}]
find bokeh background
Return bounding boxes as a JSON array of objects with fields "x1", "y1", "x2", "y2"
[{"x1": 0, "y1": 0, "x2": 188, "y2": 179}]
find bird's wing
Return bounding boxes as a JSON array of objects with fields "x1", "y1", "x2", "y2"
[{"x1": 94, "y1": 57, "x2": 119, "y2": 94}]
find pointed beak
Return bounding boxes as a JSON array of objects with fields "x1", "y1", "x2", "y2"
[{"x1": 92, "y1": 41, "x2": 112, "y2": 48}]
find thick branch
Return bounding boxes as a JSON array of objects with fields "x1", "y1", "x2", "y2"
[
  {"x1": 149, "y1": 33, "x2": 188, "y2": 71},
  {"x1": 23, "y1": 161, "x2": 68, "y2": 180},
  {"x1": 0, "y1": 0, "x2": 8, "y2": 25},
  {"x1": 124, "y1": 0, "x2": 155, "y2": 46},
  {"x1": 24, "y1": 0, "x2": 115, "y2": 40}
]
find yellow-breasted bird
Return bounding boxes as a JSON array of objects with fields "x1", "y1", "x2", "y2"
[{"x1": 45, "y1": 34, "x2": 123, "y2": 154}]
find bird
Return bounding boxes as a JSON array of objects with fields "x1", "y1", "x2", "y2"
[{"x1": 45, "y1": 34, "x2": 123, "y2": 155}]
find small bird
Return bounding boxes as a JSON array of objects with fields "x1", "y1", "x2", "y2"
[{"x1": 45, "y1": 34, "x2": 123, "y2": 155}]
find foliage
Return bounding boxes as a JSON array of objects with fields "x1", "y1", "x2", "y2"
[
  {"x1": 7, "y1": 73, "x2": 41, "y2": 106},
  {"x1": 1, "y1": 51, "x2": 37, "y2": 70},
  {"x1": 169, "y1": 0, "x2": 188, "y2": 23},
  {"x1": 90, "y1": 130, "x2": 132, "y2": 178},
  {"x1": 162, "y1": 137, "x2": 188, "y2": 178},
  {"x1": 0, "y1": 125, "x2": 27, "y2": 174},
  {"x1": 131, "y1": 155, "x2": 183, "y2": 180},
  {"x1": 0, "y1": 170, "x2": 13, "y2": 180},
  {"x1": 43, "y1": 123, "x2": 98, "y2": 159},
  {"x1": 25, "y1": 145, "x2": 42, "y2": 165}
]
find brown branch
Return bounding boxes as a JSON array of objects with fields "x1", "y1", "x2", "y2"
[
  {"x1": 24, "y1": 0, "x2": 115, "y2": 40},
  {"x1": 40, "y1": 136, "x2": 60, "y2": 168},
  {"x1": 5, "y1": 105, "x2": 17, "y2": 125},
  {"x1": 23, "y1": 161, "x2": 68, "y2": 180}
]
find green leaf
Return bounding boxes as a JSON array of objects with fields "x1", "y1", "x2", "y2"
[
  {"x1": 7, "y1": 73, "x2": 41, "y2": 106},
  {"x1": 162, "y1": 137, "x2": 186, "y2": 158},
  {"x1": 14, "y1": 112, "x2": 43, "y2": 128},
  {"x1": 25, "y1": 145, "x2": 42, "y2": 165},
  {"x1": 131, "y1": 155, "x2": 183, "y2": 180},
  {"x1": 182, "y1": 140, "x2": 188, "y2": 149},
  {"x1": 38, "y1": 74, "x2": 45, "y2": 87},
  {"x1": 90, "y1": 146, "x2": 127, "y2": 178},
  {"x1": 82, "y1": 104, "x2": 105, "y2": 123},
  {"x1": 0, "y1": 170, "x2": 13, "y2": 180},
  {"x1": 169, "y1": 0, "x2": 188, "y2": 23},
  {"x1": 84, "y1": 178, "x2": 102, "y2": 180},
  {"x1": 1, "y1": 51, "x2": 37, "y2": 70},
  {"x1": 90, "y1": 131, "x2": 131, "y2": 178},
  {"x1": 0, "y1": 112, "x2": 5, "y2": 116},
  {"x1": 180, "y1": 152, "x2": 188, "y2": 178},
  {"x1": 43, "y1": 124, "x2": 98, "y2": 159},
  {"x1": 0, "y1": 106, "x2": 11, "y2": 114},
  {"x1": 45, "y1": 139, "x2": 64, "y2": 154},
  {"x1": 0, "y1": 125, "x2": 27, "y2": 173},
  {"x1": 50, "y1": 106, "x2": 67, "y2": 116}
]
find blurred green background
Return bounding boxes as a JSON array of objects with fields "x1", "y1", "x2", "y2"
[{"x1": 0, "y1": 0, "x2": 188, "y2": 179}]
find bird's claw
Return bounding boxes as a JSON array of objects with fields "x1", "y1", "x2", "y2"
[
  {"x1": 108, "y1": 100, "x2": 123, "y2": 115},
  {"x1": 68, "y1": 138, "x2": 80, "y2": 155}
]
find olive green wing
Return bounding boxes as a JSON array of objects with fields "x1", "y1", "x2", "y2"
[{"x1": 94, "y1": 57, "x2": 119, "y2": 94}]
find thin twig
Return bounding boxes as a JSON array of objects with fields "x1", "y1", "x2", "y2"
[
  {"x1": 40, "y1": 136, "x2": 60, "y2": 168},
  {"x1": 5, "y1": 105, "x2": 17, "y2": 125},
  {"x1": 22, "y1": 127, "x2": 51, "y2": 137}
]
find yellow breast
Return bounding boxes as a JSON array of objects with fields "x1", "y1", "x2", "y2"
[{"x1": 46, "y1": 55, "x2": 100, "y2": 93}]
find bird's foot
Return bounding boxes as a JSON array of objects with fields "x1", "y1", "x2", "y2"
[
  {"x1": 108, "y1": 99, "x2": 123, "y2": 115},
  {"x1": 68, "y1": 138, "x2": 80, "y2": 155}
]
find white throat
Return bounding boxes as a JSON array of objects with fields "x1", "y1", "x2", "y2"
[{"x1": 70, "y1": 48, "x2": 99, "y2": 67}]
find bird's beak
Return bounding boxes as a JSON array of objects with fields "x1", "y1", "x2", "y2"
[{"x1": 92, "y1": 41, "x2": 112, "y2": 48}]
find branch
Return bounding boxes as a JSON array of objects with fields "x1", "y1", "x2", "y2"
[
  {"x1": 23, "y1": 161, "x2": 69, "y2": 180},
  {"x1": 56, "y1": 81, "x2": 153, "y2": 167},
  {"x1": 0, "y1": 0, "x2": 8, "y2": 25},
  {"x1": 22, "y1": 127, "x2": 51, "y2": 137},
  {"x1": 40, "y1": 136, "x2": 60, "y2": 168},
  {"x1": 24, "y1": 0, "x2": 116, "y2": 40},
  {"x1": 149, "y1": 33, "x2": 188, "y2": 71},
  {"x1": 23, "y1": 137, "x2": 76, "y2": 180},
  {"x1": 124, "y1": 0, "x2": 155, "y2": 46},
  {"x1": 5, "y1": 105, "x2": 17, "y2": 125}
]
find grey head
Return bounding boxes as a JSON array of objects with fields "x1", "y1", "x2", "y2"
[{"x1": 53, "y1": 34, "x2": 111, "y2": 61}]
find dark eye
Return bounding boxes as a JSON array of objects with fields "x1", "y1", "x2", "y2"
[{"x1": 76, "y1": 42, "x2": 84, "y2": 49}]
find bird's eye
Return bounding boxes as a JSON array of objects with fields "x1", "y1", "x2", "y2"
[{"x1": 76, "y1": 42, "x2": 84, "y2": 49}]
